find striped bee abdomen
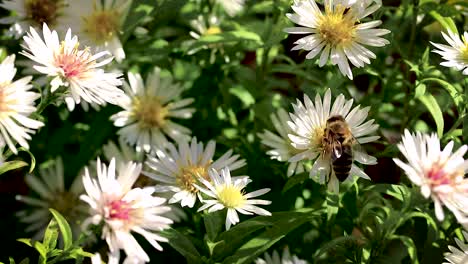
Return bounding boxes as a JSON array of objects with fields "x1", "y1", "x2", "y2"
[{"x1": 332, "y1": 145, "x2": 353, "y2": 182}]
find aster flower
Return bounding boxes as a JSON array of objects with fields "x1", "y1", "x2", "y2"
[
  {"x1": 255, "y1": 247, "x2": 308, "y2": 264},
  {"x1": 284, "y1": 0, "x2": 390, "y2": 80},
  {"x1": 444, "y1": 231, "x2": 468, "y2": 264},
  {"x1": 258, "y1": 108, "x2": 306, "y2": 177},
  {"x1": 111, "y1": 67, "x2": 195, "y2": 152},
  {"x1": 16, "y1": 157, "x2": 85, "y2": 239},
  {"x1": 61, "y1": 0, "x2": 131, "y2": 62},
  {"x1": 144, "y1": 137, "x2": 246, "y2": 208},
  {"x1": 216, "y1": 0, "x2": 245, "y2": 17},
  {"x1": 195, "y1": 167, "x2": 271, "y2": 230},
  {"x1": 101, "y1": 139, "x2": 187, "y2": 223},
  {"x1": 431, "y1": 31, "x2": 468, "y2": 75},
  {"x1": 393, "y1": 130, "x2": 468, "y2": 223},
  {"x1": 0, "y1": 54, "x2": 44, "y2": 154},
  {"x1": 80, "y1": 158, "x2": 173, "y2": 262},
  {"x1": 0, "y1": 0, "x2": 66, "y2": 38},
  {"x1": 188, "y1": 15, "x2": 229, "y2": 63},
  {"x1": 287, "y1": 88, "x2": 379, "y2": 192},
  {"x1": 20, "y1": 23, "x2": 124, "y2": 110}
]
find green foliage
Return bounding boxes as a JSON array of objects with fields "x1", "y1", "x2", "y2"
[
  {"x1": 1, "y1": 0, "x2": 467, "y2": 263},
  {"x1": 17, "y1": 210, "x2": 92, "y2": 264}
]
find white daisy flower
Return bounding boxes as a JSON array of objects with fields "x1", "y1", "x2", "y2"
[
  {"x1": 20, "y1": 23, "x2": 124, "y2": 110},
  {"x1": 80, "y1": 158, "x2": 173, "y2": 262},
  {"x1": 431, "y1": 31, "x2": 468, "y2": 75},
  {"x1": 189, "y1": 15, "x2": 222, "y2": 42},
  {"x1": 144, "y1": 137, "x2": 246, "y2": 208},
  {"x1": 444, "y1": 231, "x2": 468, "y2": 264},
  {"x1": 195, "y1": 167, "x2": 271, "y2": 230},
  {"x1": 258, "y1": 108, "x2": 306, "y2": 177},
  {"x1": 216, "y1": 0, "x2": 245, "y2": 17},
  {"x1": 287, "y1": 88, "x2": 379, "y2": 192},
  {"x1": 393, "y1": 130, "x2": 468, "y2": 223},
  {"x1": 284, "y1": 0, "x2": 390, "y2": 80},
  {"x1": 16, "y1": 157, "x2": 85, "y2": 239},
  {"x1": 256, "y1": 247, "x2": 308, "y2": 264},
  {"x1": 111, "y1": 67, "x2": 195, "y2": 152},
  {"x1": 61, "y1": 0, "x2": 131, "y2": 62},
  {"x1": 0, "y1": 54, "x2": 44, "y2": 154},
  {"x1": 0, "y1": 0, "x2": 66, "y2": 38},
  {"x1": 101, "y1": 138, "x2": 187, "y2": 223}
]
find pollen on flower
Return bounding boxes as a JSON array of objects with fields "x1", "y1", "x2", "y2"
[
  {"x1": 0, "y1": 87, "x2": 14, "y2": 116},
  {"x1": 317, "y1": 5, "x2": 356, "y2": 47},
  {"x1": 108, "y1": 200, "x2": 131, "y2": 220},
  {"x1": 132, "y1": 96, "x2": 169, "y2": 129},
  {"x1": 176, "y1": 165, "x2": 210, "y2": 193},
  {"x1": 49, "y1": 191, "x2": 82, "y2": 219},
  {"x1": 25, "y1": 0, "x2": 60, "y2": 27},
  {"x1": 205, "y1": 26, "x2": 222, "y2": 35},
  {"x1": 54, "y1": 42, "x2": 90, "y2": 79},
  {"x1": 426, "y1": 163, "x2": 461, "y2": 187},
  {"x1": 82, "y1": 9, "x2": 120, "y2": 44},
  {"x1": 217, "y1": 185, "x2": 246, "y2": 208},
  {"x1": 460, "y1": 36, "x2": 468, "y2": 60},
  {"x1": 313, "y1": 126, "x2": 326, "y2": 149}
]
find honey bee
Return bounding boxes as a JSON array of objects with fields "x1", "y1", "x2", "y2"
[{"x1": 322, "y1": 115, "x2": 358, "y2": 182}]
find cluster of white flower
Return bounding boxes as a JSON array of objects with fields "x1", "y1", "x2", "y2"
[{"x1": 2, "y1": 0, "x2": 468, "y2": 263}]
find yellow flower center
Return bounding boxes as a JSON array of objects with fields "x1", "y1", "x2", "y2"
[
  {"x1": 132, "y1": 96, "x2": 169, "y2": 130},
  {"x1": 314, "y1": 125, "x2": 326, "y2": 150},
  {"x1": 176, "y1": 164, "x2": 210, "y2": 194},
  {"x1": 0, "y1": 83, "x2": 17, "y2": 118},
  {"x1": 460, "y1": 35, "x2": 468, "y2": 61},
  {"x1": 317, "y1": 5, "x2": 356, "y2": 47},
  {"x1": 25, "y1": 0, "x2": 61, "y2": 27},
  {"x1": 48, "y1": 191, "x2": 82, "y2": 220},
  {"x1": 205, "y1": 26, "x2": 222, "y2": 36},
  {"x1": 217, "y1": 185, "x2": 245, "y2": 208},
  {"x1": 82, "y1": 9, "x2": 120, "y2": 44}
]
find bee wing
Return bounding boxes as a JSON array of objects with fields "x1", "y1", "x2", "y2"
[
  {"x1": 331, "y1": 141, "x2": 343, "y2": 161},
  {"x1": 351, "y1": 136, "x2": 377, "y2": 164}
]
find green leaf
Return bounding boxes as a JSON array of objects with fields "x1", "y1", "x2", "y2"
[
  {"x1": 391, "y1": 235, "x2": 419, "y2": 264},
  {"x1": 418, "y1": 94, "x2": 444, "y2": 137},
  {"x1": 204, "y1": 210, "x2": 225, "y2": 242},
  {"x1": 69, "y1": 248, "x2": 93, "y2": 259},
  {"x1": 43, "y1": 218, "x2": 59, "y2": 250},
  {"x1": 326, "y1": 190, "x2": 340, "y2": 221},
  {"x1": 49, "y1": 209, "x2": 72, "y2": 250},
  {"x1": 162, "y1": 229, "x2": 202, "y2": 264},
  {"x1": 414, "y1": 83, "x2": 426, "y2": 98},
  {"x1": 121, "y1": 0, "x2": 157, "y2": 42},
  {"x1": 420, "y1": 78, "x2": 463, "y2": 108},
  {"x1": 19, "y1": 259, "x2": 29, "y2": 264},
  {"x1": 429, "y1": 11, "x2": 457, "y2": 34},
  {"x1": 0, "y1": 161, "x2": 28, "y2": 175},
  {"x1": 214, "y1": 210, "x2": 317, "y2": 264},
  {"x1": 33, "y1": 242, "x2": 47, "y2": 259},
  {"x1": 17, "y1": 238, "x2": 32, "y2": 247},
  {"x1": 17, "y1": 147, "x2": 36, "y2": 173},
  {"x1": 229, "y1": 86, "x2": 255, "y2": 107},
  {"x1": 282, "y1": 172, "x2": 309, "y2": 193}
]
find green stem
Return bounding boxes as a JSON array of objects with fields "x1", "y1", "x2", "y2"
[{"x1": 401, "y1": 0, "x2": 419, "y2": 132}]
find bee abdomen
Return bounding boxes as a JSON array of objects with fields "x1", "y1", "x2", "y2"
[{"x1": 332, "y1": 153, "x2": 353, "y2": 182}]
